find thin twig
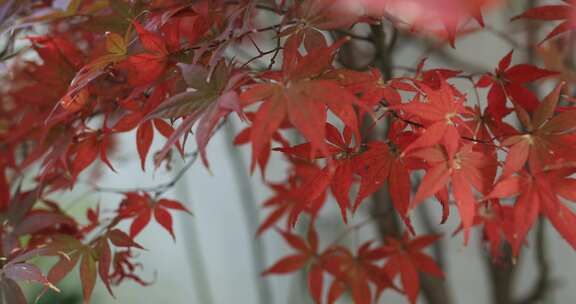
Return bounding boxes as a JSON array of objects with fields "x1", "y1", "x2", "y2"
[{"x1": 92, "y1": 151, "x2": 199, "y2": 197}]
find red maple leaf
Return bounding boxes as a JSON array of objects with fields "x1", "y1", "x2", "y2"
[
  {"x1": 112, "y1": 85, "x2": 185, "y2": 171},
  {"x1": 256, "y1": 163, "x2": 328, "y2": 235},
  {"x1": 126, "y1": 22, "x2": 170, "y2": 86},
  {"x1": 382, "y1": 0, "x2": 491, "y2": 46},
  {"x1": 500, "y1": 82, "x2": 576, "y2": 178},
  {"x1": 45, "y1": 231, "x2": 143, "y2": 303},
  {"x1": 412, "y1": 144, "x2": 497, "y2": 243},
  {"x1": 68, "y1": 130, "x2": 115, "y2": 181},
  {"x1": 240, "y1": 37, "x2": 359, "y2": 170},
  {"x1": 323, "y1": 241, "x2": 397, "y2": 304},
  {"x1": 391, "y1": 78, "x2": 471, "y2": 158},
  {"x1": 512, "y1": 0, "x2": 576, "y2": 43},
  {"x1": 477, "y1": 51, "x2": 557, "y2": 119},
  {"x1": 354, "y1": 141, "x2": 413, "y2": 219},
  {"x1": 485, "y1": 167, "x2": 576, "y2": 256},
  {"x1": 148, "y1": 61, "x2": 246, "y2": 168},
  {"x1": 234, "y1": 112, "x2": 290, "y2": 176},
  {"x1": 117, "y1": 193, "x2": 192, "y2": 240},
  {"x1": 263, "y1": 226, "x2": 324, "y2": 304},
  {"x1": 380, "y1": 233, "x2": 444, "y2": 304},
  {"x1": 276, "y1": 124, "x2": 360, "y2": 223},
  {"x1": 453, "y1": 199, "x2": 515, "y2": 259}
]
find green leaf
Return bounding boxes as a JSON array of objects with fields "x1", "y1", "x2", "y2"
[{"x1": 105, "y1": 32, "x2": 127, "y2": 55}]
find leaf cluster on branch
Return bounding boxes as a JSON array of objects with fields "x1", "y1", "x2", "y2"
[{"x1": 0, "y1": 0, "x2": 575, "y2": 303}]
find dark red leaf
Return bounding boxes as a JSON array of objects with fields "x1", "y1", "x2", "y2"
[
  {"x1": 154, "y1": 206, "x2": 175, "y2": 240},
  {"x1": 262, "y1": 254, "x2": 308, "y2": 275},
  {"x1": 136, "y1": 121, "x2": 154, "y2": 171}
]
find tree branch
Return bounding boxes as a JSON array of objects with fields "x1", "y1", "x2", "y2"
[{"x1": 367, "y1": 22, "x2": 453, "y2": 304}]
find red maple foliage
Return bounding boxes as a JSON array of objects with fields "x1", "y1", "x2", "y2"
[{"x1": 0, "y1": 0, "x2": 575, "y2": 303}]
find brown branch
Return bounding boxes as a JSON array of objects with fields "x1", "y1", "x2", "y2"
[
  {"x1": 92, "y1": 150, "x2": 199, "y2": 197},
  {"x1": 485, "y1": 246, "x2": 517, "y2": 304},
  {"x1": 515, "y1": 219, "x2": 552, "y2": 304},
  {"x1": 370, "y1": 23, "x2": 393, "y2": 80}
]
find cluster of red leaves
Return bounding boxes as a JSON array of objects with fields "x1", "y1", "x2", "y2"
[
  {"x1": 0, "y1": 0, "x2": 575, "y2": 303},
  {"x1": 116, "y1": 192, "x2": 192, "y2": 240},
  {"x1": 263, "y1": 226, "x2": 442, "y2": 304},
  {"x1": 253, "y1": 48, "x2": 575, "y2": 302},
  {"x1": 512, "y1": 0, "x2": 576, "y2": 44}
]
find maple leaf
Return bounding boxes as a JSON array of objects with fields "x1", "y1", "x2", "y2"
[
  {"x1": 354, "y1": 141, "x2": 413, "y2": 219},
  {"x1": 477, "y1": 51, "x2": 557, "y2": 119},
  {"x1": 295, "y1": 0, "x2": 365, "y2": 30},
  {"x1": 1, "y1": 190, "x2": 77, "y2": 256},
  {"x1": 380, "y1": 233, "x2": 444, "y2": 304},
  {"x1": 148, "y1": 60, "x2": 245, "y2": 168},
  {"x1": 256, "y1": 163, "x2": 328, "y2": 235},
  {"x1": 12, "y1": 35, "x2": 84, "y2": 127},
  {"x1": 126, "y1": 22, "x2": 170, "y2": 86},
  {"x1": 117, "y1": 193, "x2": 192, "y2": 239},
  {"x1": 354, "y1": 68, "x2": 403, "y2": 111},
  {"x1": 512, "y1": 0, "x2": 576, "y2": 43},
  {"x1": 280, "y1": 26, "x2": 329, "y2": 57},
  {"x1": 112, "y1": 86, "x2": 185, "y2": 170},
  {"x1": 276, "y1": 124, "x2": 359, "y2": 223},
  {"x1": 412, "y1": 144, "x2": 497, "y2": 243},
  {"x1": 7, "y1": 1, "x2": 576, "y2": 303},
  {"x1": 109, "y1": 248, "x2": 152, "y2": 286},
  {"x1": 234, "y1": 112, "x2": 290, "y2": 176},
  {"x1": 485, "y1": 167, "x2": 576, "y2": 256},
  {"x1": 44, "y1": 236, "x2": 92, "y2": 303},
  {"x1": 156, "y1": 6, "x2": 211, "y2": 50},
  {"x1": 263, "y1": 227, "x2": 318, "y2": 275},
  {"x1": 453, "y1": 200, "x2": 515, "y2": 259},
  {"x1": 263, "y1": 226, "x2": 324, "y2": 304},
  {"x1": 391, "y1": 78, "x2": 471, "y2": 158},
  {"x1": 0, "y1": 247, "x2": 60, "y2": 304},
  {"x1": 461, "y1": 105, "x2": 518, "y2": 143},
  {"x1": 382, "y1": 0, "x2": 493, "y2": 46},
  {"x1": 60, "y1": 88, "x2": 90, "y2": 113},
  {"x1": 136, "y1": 121, "x2": 154, "y2": 171},
  {"x1": 97, "y1": 229, "x2": 145, "y2": 296},
  {"x1": 59, "y1": 32, "x2": 129, "y2": 110},
  {"x1": 240, "y1": 38, "x2": 360, "y2": 171},
  {"x1": 45, "y1": 231, "x2": 143, "y2": 303},
  {"x1": 68, "y1": 130, "x2": 115, "y2": 180},
  {"x1": 500, "y1": 82, "x2": 576, "y2": 177},
  {"x1": 537, "y1": 41, "x2": 576, "y2": 94},
  {"x1": 323, "y1": 242, "x2": 395, "y2": 304},
  {"x1": 414, "y1": 65, "x2": 462, "y2": 90},
  {"x1": 80, "y1": 205, "x2": 101, "y2": 235}
]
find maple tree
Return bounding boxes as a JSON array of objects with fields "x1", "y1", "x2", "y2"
[{"x1": 0, "y1": 0, "x2": 575, "y2": 303}]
